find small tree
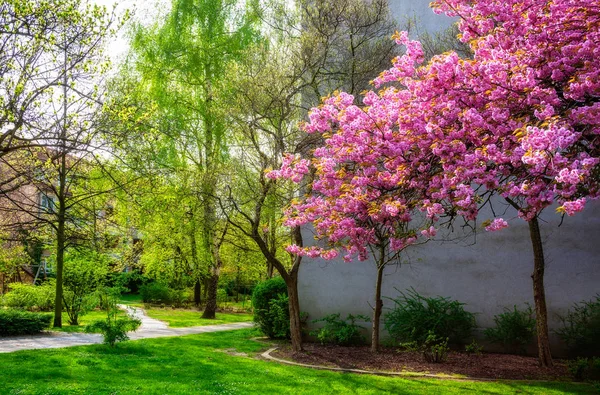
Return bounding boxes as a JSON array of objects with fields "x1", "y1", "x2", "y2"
[
  {"x1": 62, "y1": 250, "x2": 109, "y2": 325},
  {"x1": 85, "y1": 287, "x2": 140, "y2": 347}
]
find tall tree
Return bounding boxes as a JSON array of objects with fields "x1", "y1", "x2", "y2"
[
  {"x1": 221, "y1": 0, "x2": 402, "y2": 351},
  {"x1": 0, "y1": 0, "x2": 123, "y2": 327},
  {"x1": 120, "y1": 0, "x2": 258, "y2": 318}
]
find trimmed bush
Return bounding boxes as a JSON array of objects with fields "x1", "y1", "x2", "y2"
[
  {"x1": 3, "y1": 281, "x2": 55, "y2": 311},
  {"x1": 311, "y1": 314, "x2": 370, "y2": 345},
  {"x1": 384, "y1": 288, "x2": 476, "y2": 346},
  {"x1": 139, "y1": 282, "x2": 172, "y2": 304},
  {"x1": 0, "y1": 309, "x2": 52, "y2": 336},
  {"x1": 557, "y1": 295, "x2": 600, "y2": 357},
  {"x1": 484, "y1": 305, "x2": 536, "y2": 354},
  {"x1": 252, "y1": 277, "x2": 289, "y2": 339}
]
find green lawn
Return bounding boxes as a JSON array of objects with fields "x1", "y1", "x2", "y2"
[
  {"x1": 50, "y1": 309, "x2": 127, "y2": 333},
  {"x1": 142, "y1": 306, "x2": 253, "y2": 327},
  {"x1": 0, "y1": 329, "x2": 594, "y2": 394}
]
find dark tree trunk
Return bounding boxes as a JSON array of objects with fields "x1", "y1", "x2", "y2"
[
  {"x1": 202, "y1": 272, "x2": 219, "y2": 319},
  {"x1": 371, "y1": 263, "x2": 384, "y2": 353},
  {"x1": 53, "y1": 218, "x2": 65, "y2": 328},
  {"x1": 194, "y1": 279, "x2": 201, "y2": 307},
  {"x1": 528, "y1": 216, "x2": 553, "y2": 367},
  {"x1": 285, "y1": 275, "x2": 303, "y2": 352}
]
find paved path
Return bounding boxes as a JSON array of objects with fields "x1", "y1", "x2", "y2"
[{"x1": 0, "y1": 305, "x2": 253, "y2": 353}]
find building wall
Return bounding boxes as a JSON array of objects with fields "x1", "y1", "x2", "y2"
[
  {"x1": 298, "y1": 200, "x2": 600, "y2": 352},
  {"x1": 388, "y1": 0, "x2": 455, "y2": 35}
]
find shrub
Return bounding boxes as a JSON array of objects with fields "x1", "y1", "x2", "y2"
[
  {"x1": 139, "y1": 282, "x2": 173, "y2": 304},
  {"x1": 567, "y1": 357, "x2": 600, "y2": 381},
  {"x1": 484, "y1": 305, "x2": 536, "y2": 354},
  {"x1": 3, "y1": 281, "x2": 55, "y2": 311},
  {"x1": 62, "y1": 250, "x2": 109, "y2": 325},
  {"x1": 252, "y1": 277, "x2": 289, "y2": 339},
  {"x1": 267, "y1": 293, "x2": 291, "y2": 339},
  {"x1": 384, "y1": 288, "x2": 476, "y2": 346},
  {"x1": 217, "y1": 288, "x2": 229, "y2": 306},
  {"x1": 0, "y1": 309, "x2": 52, "y2": 336},
  {"x1": 422, "y1": 331, "x2": 450, "y2": 363},
  {"x1": 86, "y1": 287, "x2": 141, "y2": 346},
  {"x1": 310, "y1": 314, "x2": 370, "y2": 345},
  {"x1": 465, "y1": 339, "x2": 483, "y2": 355},
  {"x1": 557, "y1": 295, "x2": 600, "y2": 357}
]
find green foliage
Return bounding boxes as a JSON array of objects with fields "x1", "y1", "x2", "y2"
[
  {"x1": 62, "y1": 250, "x2": 109, "y2": 325},
  {"x1": 0, "y1": 309, "x2": 52, "y2": 336},
  {"x1": 217, "y1": 288, "x2": 229, "y2": 305},
  {"x1": 384, "y1": 288, "x2": 476, "y2": 346},
  {"x1": 139, "y1": 282, "x2": 173, "y2": 304},
  {"x1": 2, "y1": 280, "x2": 55, "y2": 311},
  {"x1": 421, "y1": 331, "x2": 450, "y2": 363},
  {"x1": 252, "y1": 277, "x2": 289, "y2": 338},
  {"x1": 85, "y1": 287, "x2": 140, "y2": 347},
  {"x1": 310, "y1": 313, "x2": 370, "y2": 345},
  {"x1": 484, "y1": 305, "x2": 536, "y2": 354},
  {"x1": 557, "y1": 295, "x2": 600, "y2": 357},
  {"x1": 465, "y1": 339, "x2": 484, "y2": 355},
  {"x1": 266, "y1": 293, "x2": 290, "y2": 339},
  {"x1": 567, "y1": 357, "x2": 600, "y2": 381}
]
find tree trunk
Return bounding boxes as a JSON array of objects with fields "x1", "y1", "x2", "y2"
[
  {"x1": 53, "y1": 219, "x2": 65, "y2": 328},
  {"x1": 202, "y1": 272, "x2": 219, "y2": 319},
  {"x1": 285, "y1": 275, "x2": 303, "y2": 352},
  {"x1": 194, "y1": 279, "x2": 201, "y2": 307},
  {"x1": 371, "y1": 264, "x2": 384, "y2": 353},
  {"x1": 528, "y1": 216, "x2": 553, "y2": 367},
  {"x1": 267, "y1": 262, "x2": 274, "y2": 278}
]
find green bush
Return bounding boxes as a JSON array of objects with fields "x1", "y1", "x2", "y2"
[
  {"x1": 567, "y1": 357, "x2": 600, "y2": 381},
  {"x1": 267, "y1": 293, "x2": 291, "y2": 339},
  {"x1": 310, "y1": 314, "x2": 370, "y2": 345},
  {"x1": 465, "y1": 339, "x2": 483, "y2": 355},
  {"x1": 62, "y1": 250, "x2": 109, "y2": 325},
  {"x1": 384, "y1": 288, "x2": 476, "y2": 346},
  {"x1": 252, "y1": 277, "x2": 289, "y2": 339},
  {"x1": 484, "y1": 305, "x2": 536, "y2": 354},
  {"x1": 3, "y1": 281, "x2": 55, "y2": 311},
  {"x1": 139, "y1": 282, "x2": 173, "y2": 304},
  {"x1": 422, "y1": 331, "x2": 450, "y2": 363},
  {"x1": 0, "y1": 309, "x2": 52, "y2": 336},
  {"x1": 86, "y1": 287, "x2": 141, "y2": 346},
  {"x1": 557, "y1": 295, "x2": 600, "y2": 357}
]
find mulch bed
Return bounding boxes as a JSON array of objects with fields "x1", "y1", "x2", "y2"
[{"x1": 273, "y1": 343, "x2": 570, "y2": 380}]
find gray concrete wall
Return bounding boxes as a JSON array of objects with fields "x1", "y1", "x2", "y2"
[
  {"x1": 388, "y1": 0, "x2": 455, "y2": 35},
  {"x1": 298, "y1": 200, "x2": 600, "y2": 352}
]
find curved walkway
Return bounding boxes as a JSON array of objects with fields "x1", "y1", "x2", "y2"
[{"x1": 0, "y1": 305, "x2": 253, "y2": 353}]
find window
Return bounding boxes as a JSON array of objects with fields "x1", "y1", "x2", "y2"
[{"x1": 39, "y1": 193, "x2": 56, "y2": 213}]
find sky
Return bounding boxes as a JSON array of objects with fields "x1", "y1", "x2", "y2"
[{"x1": 89, "y1": 0, "x2": 170, "y2": 63}]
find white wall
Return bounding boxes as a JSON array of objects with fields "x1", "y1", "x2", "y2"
[{"x1": 298, "y1": 200, "x2": 600, "y2": 352}]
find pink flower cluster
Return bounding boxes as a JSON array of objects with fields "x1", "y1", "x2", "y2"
[{"x1": 272, "y1": 0, "x2": 600, "y2": 262}]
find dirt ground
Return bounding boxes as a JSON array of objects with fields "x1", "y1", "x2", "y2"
[{"x1": 273, "y1": 343, "x2": 570, "y2": 380}]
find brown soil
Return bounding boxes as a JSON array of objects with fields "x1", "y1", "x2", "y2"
[{"x1": 273, "y1": 343, "x2": 570, "y2": 380}]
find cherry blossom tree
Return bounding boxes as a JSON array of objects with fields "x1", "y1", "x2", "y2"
[{"x1": 273, "y1": 0, "x2": 599, "y2": 366}]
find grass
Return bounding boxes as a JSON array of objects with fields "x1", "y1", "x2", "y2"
[
  {"x1": 142, "y1": 306, "x2": 253, "y2": 327},
  {"x1": 50, "y1": 309, "x2": 127, "y2": 333},
  {"x1": 0, "y1": 328, "x2": 595, "y2": 394}
]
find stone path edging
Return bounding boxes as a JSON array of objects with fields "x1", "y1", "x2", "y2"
[
  {"x1": 0, "y1": 306, "x2": 253, "y2": 353},
  {"x1": 259, "y1": 347, "x2": 561, "y2": 383}
]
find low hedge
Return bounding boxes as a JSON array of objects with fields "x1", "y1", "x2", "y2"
[{"x1": 0, "y1": 309, "x2": 52, "y2": 336}]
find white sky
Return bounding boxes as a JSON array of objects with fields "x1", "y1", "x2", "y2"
[{"x1": 90, "y1": 0, "x2": 170, "y2": 64}]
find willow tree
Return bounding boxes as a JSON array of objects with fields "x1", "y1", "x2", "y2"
[{"x1": 124, "y1": 0, "x2": 258, "y2": 318}]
